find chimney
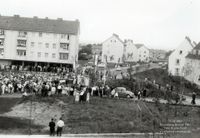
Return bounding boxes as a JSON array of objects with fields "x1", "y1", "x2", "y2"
[
  {"x1": 185, "y1": 36, "x2": 191, "y2": 43},
  {"x1": 57, "y1": 18, "x2": 63, "y2": 21},
  {"x1": 14, "y1": 15, "x2": 20, "y2": 18}
]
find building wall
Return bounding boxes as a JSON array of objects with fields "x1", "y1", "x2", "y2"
[
  {"x1": 124, "y1": 40, "x2": 138, "y2": 62},
  {"x1": 149, "y1": 49, "x2": 167, "y2": 61},
  {"x1": 184, "y1": 58, "x2": 200, "y2": 86},
  {"x1": 168, "y1": 39, "x2": 193, "y2": 76},
  {"x1": 137, "y1": 46, "x2": 149, "y2": 62},
  {"x1": 102, "y1": 35, "x2": 124, "y2": 63},
  {"x1": 0, "y1": 30, "x2": 79, "y2": 67}
]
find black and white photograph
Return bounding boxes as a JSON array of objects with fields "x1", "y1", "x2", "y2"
[{"x1": 0, "y1": 0, "x2": 199, "y2": 138}]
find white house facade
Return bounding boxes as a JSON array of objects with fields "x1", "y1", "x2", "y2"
[
  {"x1": 184, "y1": 43, "x2": 200, "y2": 86},
  {"x1": 0, "y1": 15, "x2": 80, "y2": 69},
  {"x1": 102, "y1": 34, "x2": 124, "y2": 63},
  {"x1": 124, "y1": 39, "x2": 138, "y2": 62},
  {"x1": 168, "y1": 37, "x2": 194, "y2": 76},
  {"x1": 135, "y1": 44, "x2": 150, "y2": 62}
]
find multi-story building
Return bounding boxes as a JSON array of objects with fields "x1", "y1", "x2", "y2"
[
  {"x1": 184, "y1": 43, "x2": 200, "y2": 86},
  {"x1": 168, "y1": 36, "x2": 194, "y2": 76},
  {"x1": 135, "y1": 44, "x2": 150, "y2": 62},
  {"x1": 102, "y1": 34, "x2": 124, "y2": 63},
  {"x1": 0, "y1": 15, "x2": 80, "y2": 69}
]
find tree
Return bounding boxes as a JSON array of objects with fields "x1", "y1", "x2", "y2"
[{"x1": 78, "y1": 44, "x2": 93, "y2": 60}]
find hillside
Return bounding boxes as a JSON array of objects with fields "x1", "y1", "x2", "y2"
[{"x1": 0, "y1": 95, "x2": 200, "y2": 137}]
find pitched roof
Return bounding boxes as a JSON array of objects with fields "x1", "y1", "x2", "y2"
[
  {"x1": 135, "y1": 44, "x2": 144, "y2": 49},
  {"x1": 193, "y1": 42, "x2": 200, "y2": 50},
  {"x1": 102, "y1": 33, "x2": 124, "y2": 44},
  {"x1": 186, "y1": 53, "x2": 200, "y2": 60},
  {"x1": 0, "y1": 15, "x2": 79, "y2": 34},
  {"x1": 186, "y1": 42, "x2": 200, "y2": 60}
]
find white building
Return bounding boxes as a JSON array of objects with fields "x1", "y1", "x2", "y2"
[
  {"x1": 184, "y1": 43, "x2": 200, "y2": 86},
  {"x1": 168, "y1": 37, "x2": 194, "y2": 76},
  {"x1": 102, "y1": 34, "x2": 124, "y2": 63},
  {"x1": 124, "y1": 39, "x2": 138, "y2": 62},
  {"x1": 135, "y1": 44, "x2": 150, "y2": 62},
  {"x1": 0, "y1": 15, "x2": 80, "y2": 69}
]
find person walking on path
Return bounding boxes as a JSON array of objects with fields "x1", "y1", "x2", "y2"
[
  {"x1": 49, "y1": 118, "x2": 55, "y2": 136},
  {"x1": 56, "y1": 118, "x2": 65, "y2": 136},
  {"x1": 191, "y1": 92, "x2": 196, "y2": 105}
]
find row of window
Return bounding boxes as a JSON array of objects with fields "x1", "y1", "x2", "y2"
[
  {"x1": 0, "y1": 29, "x2": 70, "y2": 39},
  {"x1": 17, "y1": 40, "x2": 69, "y2": 50},
  {"x1": 16, "y1": 50, "x2": 69, "y2": 60},
  {"x1": 36, "y1": 52, "x2": 56, "y2": 58},
  {"x1": 18, "y1": 31, "x2": 70, "y2": 39}
]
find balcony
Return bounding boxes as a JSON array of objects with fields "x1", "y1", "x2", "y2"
[
  {"x1": 0, "y1": 38, "x2": 4, "y2": 47},
  {"x1": 59, "y1": 43, "x2": 69, "y2": 51},
  {"x1": 17, "y1": 40, "x2": 27, "y2": 49},
  {"x1": 0, "y1": 34, "x2": 5, "y2": 39},
  {"x1": 0, "y1": 30, "x2": 5, "y2": 38}
]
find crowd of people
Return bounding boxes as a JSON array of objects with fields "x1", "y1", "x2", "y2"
[{"x1": 0, "y1": 70, "x2": 76, "y2": 96}]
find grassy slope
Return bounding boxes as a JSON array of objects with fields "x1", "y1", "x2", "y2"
[
  {"x1": 63, "y1": 97, "x2": 156, "y2": 133},
  {"x1": 0, "y1": 97, "x2": 42, "y2": 134},
  {"x1": 135, "y1": 68, "x2": 200, "y2": 96},
  {"x1": 0, "y1": 95, "x2": 200, "y2": 135},
  {"x1": 0, "y1": 98, "x2": 20, "y2": 114},
  {"x1": 60, "y1": 96, "x2": 200, "y2": 134}
]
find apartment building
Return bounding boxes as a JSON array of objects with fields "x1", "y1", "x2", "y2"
[{"x1": 0, "y1": 15, "x2": 80, "y2": 69}]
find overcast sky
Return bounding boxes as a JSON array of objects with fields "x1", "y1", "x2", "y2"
[{"x1": 0, "y1": 0, "x2": 199, "y2": 50}]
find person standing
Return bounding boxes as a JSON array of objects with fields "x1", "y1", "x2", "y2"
[
  {"x1": 49, "y1": 118, "x2": 55, "y2": 136},
  {"x1": 191, "y1": 92, "x2": 196, "y2": 105},
  {"x1": 56, "y1": 118, "x2": 65, "y2": 136}
]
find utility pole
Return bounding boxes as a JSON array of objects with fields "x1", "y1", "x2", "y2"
[{"x1": 29, "y1": 94, "x2": 33, "y2": 135}]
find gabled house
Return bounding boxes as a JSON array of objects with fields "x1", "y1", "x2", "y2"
[
  {"x1": 102, "y1": 34, "x2": 124, "y2": 63},
  {"x1": 135, "y1": 44, "x2": 150, "y2": 62},
  {"x1": 184, "y1": 43, "x2": 200, "y2": 86},
  {"x1": 168, "y1": 36, "x2": 194, "y2": 76},
  {"x1": 124, "y1": 39, "x2": 138, "y2": 62}
]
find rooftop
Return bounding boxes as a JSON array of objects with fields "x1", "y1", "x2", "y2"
[
  {"x1": 0, "y1": 15, "x2": 79, "y2": 34},
  {"x1": 135, "y1": 44, "x2": 144, "y2": 49},
  {"x1": 186, "y1": 43, "x2": 200, "y2": 60}
]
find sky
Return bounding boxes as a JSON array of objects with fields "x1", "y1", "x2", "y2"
[{"x1": 0, "y1": 0, "x2": 199, "y2": 50}]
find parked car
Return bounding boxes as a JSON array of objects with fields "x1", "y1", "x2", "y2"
[{"x1": 111, "y1": 87, "x2": 135, "y2": 98}]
